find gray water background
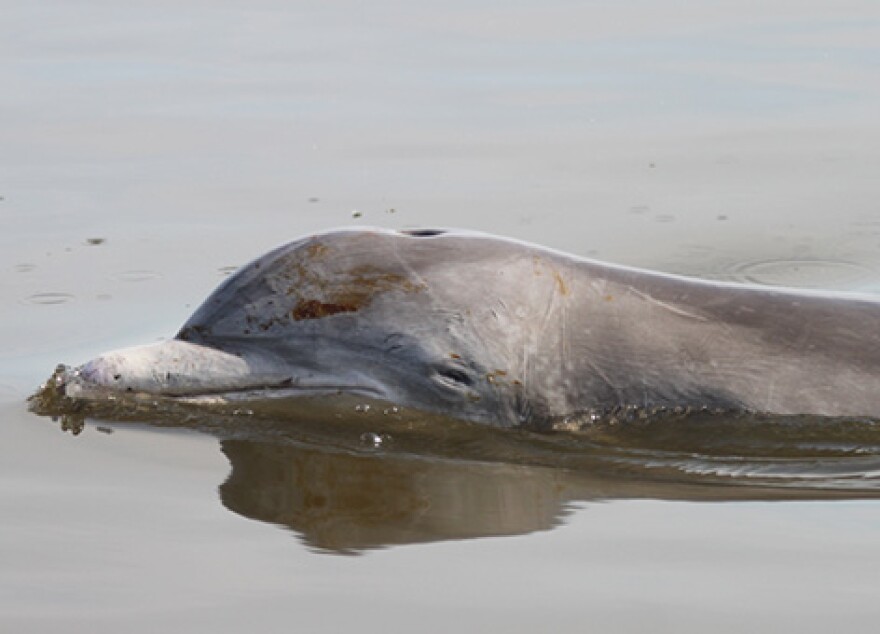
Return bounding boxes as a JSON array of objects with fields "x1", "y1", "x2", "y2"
[{"x1": 3, "y1": 1, "x2": 880, "y2": 632}]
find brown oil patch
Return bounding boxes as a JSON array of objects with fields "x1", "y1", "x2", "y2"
[
  {"x1": 532, "y1": 256, "x2": 544, "y2": 276},
  {"x1": 292, "y1": 299, "x2": 359, "y2": 321},
  {"x1": 449, "y1": 353, "x2": 461, "y2": 359},
  {"x1": 533, "y1": 256, "x2": 569, "y2": 296},
  {"x1": 278, "y1": 261, "x2": 426, "y2": 322},
  {"x1": 553, "y1": 271, "x2": 569, "y2": 296},
  {"x1": 604, "y1": 294, "x2": 614, "y2": 302},
  {"x1": 305, "y1": 241, "x2": 328, "y2": 259},
  {"x1": 347, "y1": 266, "x2": 426, "y2": 294},
  {"x1": 485, "y1": 369, "x2": 510, "y2": 385}
]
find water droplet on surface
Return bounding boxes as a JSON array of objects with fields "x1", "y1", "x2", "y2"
[
  {"x1": 351, "y1": 209, "x2": 362, "y2": 218},
  {"x1": 85, "y1": 237, "x2": 106, "y2": 246},
  {"x1": 14, "y1": 263, "x2": 36, "y2": 273},
  {"x1": 360, "y1": 432, "x2": 391, "y2": 449},
  {"x1": 218, "y1": 265, "x2": 238, "y2": 276}
]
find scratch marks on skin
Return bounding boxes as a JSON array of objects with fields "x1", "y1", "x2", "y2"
[
  {"x1": 529, "y1": 256, "x2": 573, "y2": 412},
  {"x1": 559, "y1": 269, "x2": 569, "y2": 409},
  {"x1": 628, "y1": 288, "x2": 710, "y2": 322},
  {"x1": 389, "y1": 238, "x2": 432, "y2": 301},
  {"x1": 584, "y1": 354, "x2": 619, "y2": 394},
  {"x1": 532, "y1": 256, "x2": 571, "y2": 296}
]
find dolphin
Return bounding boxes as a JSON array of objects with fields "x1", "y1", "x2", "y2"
[{"x1": 47, "y1": 227, "x2": 880, "y2": 428}]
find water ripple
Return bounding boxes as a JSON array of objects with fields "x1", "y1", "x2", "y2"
[
  {"x1": 111, "y1": 270, "x2": 163, "y2": 283},
  {"x1": 23, "y1": 292, "x2": 75, "y2": 305},
  {"x1": 722, "y1": 258, "x2": 875, "y2": 289}
]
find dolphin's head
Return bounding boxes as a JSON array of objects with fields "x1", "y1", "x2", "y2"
[{"x1": 67, "y1": 229, "x2": 559, "y2": 427}]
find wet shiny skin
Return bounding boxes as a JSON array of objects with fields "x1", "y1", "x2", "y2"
[{"x1": 61, "y1": 228, "x2": 880, "y2": 427}]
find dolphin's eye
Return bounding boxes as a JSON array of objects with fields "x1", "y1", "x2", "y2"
[
  {"x1": 435, "y1": 366, "x2": 473, "y2": 387},
  {"x1": 399, "y1": 229, "x2": 446, "y2": 238}
]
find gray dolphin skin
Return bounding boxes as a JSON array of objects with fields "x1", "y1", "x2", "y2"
[{"x1": 63, "y1": 227, "x2": 880, "y2": 427}]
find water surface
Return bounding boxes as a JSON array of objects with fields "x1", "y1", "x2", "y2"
[{"x1": 4, "y1": 1, "x2": 880, "y2": 632}]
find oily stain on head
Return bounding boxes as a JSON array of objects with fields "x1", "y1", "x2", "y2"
[{"x1": 286, "y1": 240, "x2": 427, "y2": 322}]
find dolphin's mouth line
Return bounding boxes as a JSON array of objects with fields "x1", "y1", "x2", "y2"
[{"x1": 172, "y1": 383, "x2": 388, "y2": 404}]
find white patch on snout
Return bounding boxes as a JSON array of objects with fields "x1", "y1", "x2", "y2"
[{"x1": 78, "y1": 340, "x2": 257, "y2": 395}]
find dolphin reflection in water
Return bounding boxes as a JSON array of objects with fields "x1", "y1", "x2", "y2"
[
  {"x1": 29, "y1": 399, "x2": 880, "y2": 554},
  {"x1": 218, "y1": 425, "x2": 880, "y2": 554}
]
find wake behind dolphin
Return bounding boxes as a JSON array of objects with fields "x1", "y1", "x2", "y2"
[{"x1": 33, "y1": 227, "x2": 880, "y2": 429}]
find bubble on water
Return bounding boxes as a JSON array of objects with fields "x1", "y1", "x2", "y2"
[
  {"x1": 383, "y1": 406, "x2": 400, "y2": 415},
  {"x1": 354, "y1": 404, "x2": 371, "y2": 413},
  {"x1": 24, "y1": 292, "x2": 75, "y2": 305}
]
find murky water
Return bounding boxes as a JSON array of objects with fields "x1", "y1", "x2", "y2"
[{"x1": 4, "y1": 1, "x2": 880, "y2": 632}]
